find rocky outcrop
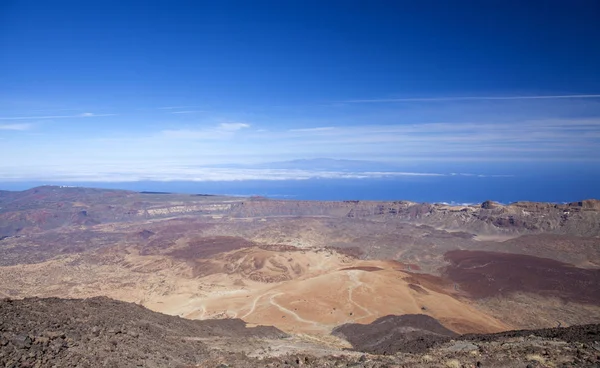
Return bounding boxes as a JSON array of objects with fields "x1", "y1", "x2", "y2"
[
  {"x1": 2, "y1": 186, "x2": 600, "y2": 238},
  {"x1": 481, "y1": 200, "x2": 500, "y2": 209},
  {"x1": 0, "y1": 297, "x2": 287, "y2": 368},
  {"x1": 230, "y1": 199, "x2": 600, "y2": 236},
  {"x1": 569, "y1": 199, "x2": 600, "y2": 210},
  {"x1": 333, "y1": 313, "x2": 600, "y2": 366},
  {"x1": 333, "y1": 314, "x2": 457, "y2": 354},
  {"x1": 2, "y1": 297, "x2": 599, "y2": 367}
]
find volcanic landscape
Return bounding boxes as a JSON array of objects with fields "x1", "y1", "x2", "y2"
[{"x1": 1, "y1": 186, "x2": 599, "y2": 367}]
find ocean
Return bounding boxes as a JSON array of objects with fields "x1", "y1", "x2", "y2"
[{"x1": 2, "y1": 172, "x2": 599, "y2": 204}]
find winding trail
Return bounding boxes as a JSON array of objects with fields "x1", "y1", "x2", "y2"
[
  {"x1": 347, "y1": 271, "x2": 374, "y2": 321},
  {"x1": 269, "y1": 293, "x2": 320, "y2": 326},
  {"x1": 198, "y1": 305, "x2": 207, "y2": 319},
  {"x1": 241, "y1": 292, "x2": 267, "y2": 319},
  {"x1": 226, "y1": 310, "x2": 238, "y2": 318}
]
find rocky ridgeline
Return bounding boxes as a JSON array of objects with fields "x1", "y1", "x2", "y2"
[
  {"x1": 2, "y1": 297, "x2": 600, "y2": 368},
  {"x1": 230, "y1": 199, "x2": 600, "y2": 236},
  {"x1": 0, "y1": 297, "x2": 287, "y2": 368},
  {"x1": 1, "y1": 186, "x2": 600, "y2": 238},
  {"x1": 334, "y1": 314, "x2": 600, "y2": 355}
]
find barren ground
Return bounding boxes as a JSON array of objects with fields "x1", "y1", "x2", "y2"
[{"x1": 1, "y1": 186, "x2": 600, "y2": 366}]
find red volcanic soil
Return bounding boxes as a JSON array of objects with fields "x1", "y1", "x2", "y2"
[{"x1": 444, "y1": 250, "x2": 600, "y2": 304}]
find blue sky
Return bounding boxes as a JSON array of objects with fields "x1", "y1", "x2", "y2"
[{"x1": 1, "y1": 1, "x2": 600, "y2": 182}]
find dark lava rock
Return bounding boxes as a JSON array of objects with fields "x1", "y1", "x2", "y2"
[
  {"x1": 333, "y1": 313, "x2": 600, "y2": 357},
  {"x1": 481, "y1": 200, "x2": 499, "y2": 209},
  {"x1": 0, "y1": 296, "x2": 287, "y2": 368},
  {"x1": 11, "y1": 334, "x2": 32, "y2": 349},
  {"x1": 2, "y1": 296, "x2": 600, "y2": 367},
  {"x1": 332, "y1": 314, "x2": 457, "y2": 354}
]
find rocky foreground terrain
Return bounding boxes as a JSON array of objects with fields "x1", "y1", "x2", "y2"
[
  {"x1": 1, "y1": 186, "x2": 600, "y2": 367},
  {"x1": 1, "y1": 297, "x2": 599, "y2": 368}
]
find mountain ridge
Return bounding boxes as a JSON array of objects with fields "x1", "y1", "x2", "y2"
[{"x1": 1, "y1": 185, "x2": 599, "y2": 367}]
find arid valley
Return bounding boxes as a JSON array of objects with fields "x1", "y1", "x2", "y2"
[
  {"x1": 4, "y1": 1, "x2": 600, "y2": 366},
  {"x1": 1, "y1": 186, "x2": 599, "y2": 367}
]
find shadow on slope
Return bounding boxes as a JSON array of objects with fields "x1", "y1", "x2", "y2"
[
  {"x1": 333, "y1": 314, "x2": 457, "y2": 354},
  {"x1": 333, "y1": 313, "x2": 600, "y2": 357}
]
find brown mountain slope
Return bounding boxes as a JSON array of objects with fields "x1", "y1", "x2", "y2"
[
  {"x1": 1, "y1": 186, "x2": 600, "y2": 363},
  {"x1": 2, "y1": 297, "x2": 599, "y2": 368},
  {"x1": 0, "y1": 243, "x2": 510, "y2": 336}
]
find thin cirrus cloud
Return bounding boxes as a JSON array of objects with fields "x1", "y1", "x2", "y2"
[
  {"x1": 282, "y1": 119, "x2": 600, "y2": 142},
  {"x1": 0, "y1": 112, "x2": 116, "y2": 120},
  {"x1": 289, "y1": 126, "x2": 335, "y2": 132},
  {"x1": 152, "y1": 118, "x2": 599, "y2": 156},
  {"x1": 342, "y1": 94, "x2": 600, "y2": 103},
  {"x1": 160, "y1": 122, "x2": 250, "y2": 139},
  {"x1": 127, "y1": 117, "x2": 600, "y2": 169},
  {"x1": 0, "y1": 123, "x2": 33, "y2": 131},
  {"x1": 1, "y1": 118, "x2": 598, "y2": 182},
  {"x1": 247, "y1": 118, "x2": 600, "y2": 161},
  {"x1": 170, "y1": 110, "x2": 203, "y2": 114},
  {"x1": 2, "y1": 96, "x2": 600, "y2": 183},
  {"x1": 219, "y1": 122, "x2": 250, "y2": 131},
  {"x1": 157, "y1": 106, "x2": 192, "y2": 110},
  {"x1": 0, "y1": 164, "x2": 450, "y2": 182}
]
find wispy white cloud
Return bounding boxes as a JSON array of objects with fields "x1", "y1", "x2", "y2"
[
  {"x1": 450, "y1": 173, "x2": 514, "y2": 178},
  {"x1": 2, "y1": 95, "x2": 599, "y2": 183},
  {"x1": 95, "y1": 117, "x2": 600, "y2": 163},
  {"x1": 0, "y1": 164, "x2": 448, "y2": 182},
  {"x1": 0, "y1": 112, "x2": 116, "y2": 120},
  {"x1": 170, "y1": 110, "x2": 203, "y2": 114},
  {"x1": 219, "y1": 122, "x2": 250, "y2": 131},
  {"x1": 289, "y1": 126, "x2": 335, "y2": 132},
  {"x1": 343, "y1": 94, "x2": 600, "y2": 103},
  {"x1": 0, "y1": 123, "x2": 33, "y2": 131},
  {"x1": 275, "y1": 119, "x2": 600, "y2": 144},
  {"x1": 160, "y1": 122, "x2": 250, "y2": 139},
  {"x1": 157, "y1": 106, "x2": 192, "y2": 110}
]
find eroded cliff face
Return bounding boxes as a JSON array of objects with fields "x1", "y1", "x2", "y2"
[
  {"x1": 1, "y1": 186, "x2": 599, "y2": 237},
  {"x1": 142, "y1": 203, "x2": 235, "y2": 217},
  {"x1": 0, "y1": 186, "x2": 243, "y2": 237},
  {"x1": 228, "y1": 199, "x2": 600, "y2": 236}
]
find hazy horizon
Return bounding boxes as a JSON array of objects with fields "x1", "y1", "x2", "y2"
[{"x1": 1, "y1": 2, "x2": 599, "y2": 197}]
